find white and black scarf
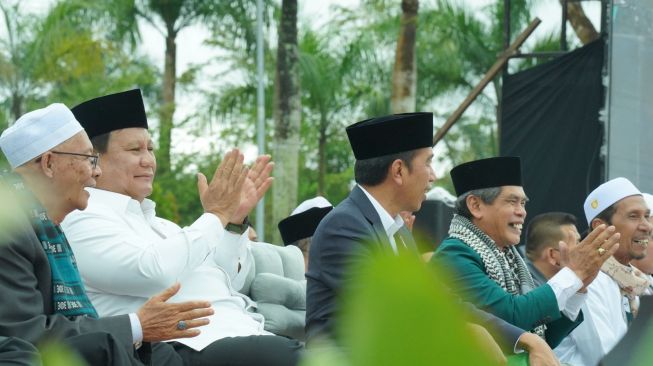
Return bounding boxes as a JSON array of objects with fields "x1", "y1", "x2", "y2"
[{"x1": 449, "y1": 214, "x2": 546, "y2": 338}]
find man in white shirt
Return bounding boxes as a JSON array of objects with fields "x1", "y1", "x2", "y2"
[
  {"x1": 0, "y1": 103, "x2": 218, "y2": 366},
  {"x1": 62, "y1": 90, "x2": 302, "y2": 366},
  {"x1": 521, "y1": 212, "x2": 615, "y2": 365},
  {"x1": 554, "y1": 178, "x2": 653, "y2": 366},
  {"x1": 631, "y1": 193, "x2": 653, "y2": 293}
]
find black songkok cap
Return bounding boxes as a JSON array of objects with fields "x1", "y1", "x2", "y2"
[
  {"x1": 278, "y1": 207, "x2": 333, "y2": 245},
  {"x1": 346, "y1": 112, "x2": 433, "y2": 160},
  {"x1": 450, "y1": 156, "x2": 523, "y2": 196},
  {"x1": 72, "y1": 89, "x2": 148, "y2": 139}
]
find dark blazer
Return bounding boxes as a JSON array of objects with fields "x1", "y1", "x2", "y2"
[
  {"x1": 305, "y1": 186, "x2": 525, "y2": 352},
  {"x1": 0, "y1": 212, "x2": 133, "y2": 349}
]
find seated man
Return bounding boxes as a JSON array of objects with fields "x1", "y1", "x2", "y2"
[
  {"x1": 523, "y1": 212, "x2": 603, "y2": 364},
  {"x1": 524, "y1": 212, "x2": 581, "y2": 287},
  {"x1": 278, "y1": 196, "x2": 333, "y2": 271},
  {"x1": 307, "y1": 113, "x2": 558, "y2": 364},
  {"x1": 0, "y1": 103, "x2": 215, "y2": 365},
  {"x1": 631, "y1": 192, "x2": 653, "y2": 293},
  {"x1": 0, "y1": 337, "x2": 40, "y2": 366},
  {"x1": 554, "y1": 178, "x2": 652, "y2": 365},
  {"x1": 433, "y1": 157, "x2": 621, "y2": 348},
  {"x1": 62, "y1": 90, "x2": 302, "y2": 366}
]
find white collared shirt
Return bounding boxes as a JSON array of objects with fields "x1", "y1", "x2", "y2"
[
  {"x1": 62, "y1": 188, "x2": 270, "y2": 351},
  {"x1": 554, "y1": 271, "x2": 627, "y2": 366},
  {"x1": 358, "y1": 185, "x2": 405, "y2": 254}
]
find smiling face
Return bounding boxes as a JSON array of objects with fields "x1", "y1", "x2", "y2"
[
  {"x1": 595, "y1": 195, "x2": 652, "y2": 265},
  {"x1": 95, "y1": 128, "x2": 155, "y2": 202},
  {"x1": 472, "y1": 186, "x2": 528, "y2": 247}
]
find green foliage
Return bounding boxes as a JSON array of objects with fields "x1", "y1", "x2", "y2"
[
  {"x1": 39, "y1": 340, "x2": 86, "y2": 366},
  {"x1": 0, "y1": 1, "x2": 159, "y2": 122},
  {"x1": 302, "y1": 252, "x2": 499, "y2": 366},
  {"x1": 150, "y1": 152, "x2": 228, "y2": 226}
]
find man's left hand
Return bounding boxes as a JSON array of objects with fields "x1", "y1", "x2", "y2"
[
  {"x1": 231, "y1": 155, "x2": 274, "y2": 223},
  {"x1": 517, "y1": 332, "x2": 560, "y2": 366}
]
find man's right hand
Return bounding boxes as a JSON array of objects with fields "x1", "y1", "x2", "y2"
[
  {"x1": 197, "y1": 149, "x2": 248, "y2": 226},
  {"x1": 137, "y1": 283, "x2": 214, "y2": 342},
  {"x1": 559, "y1": 224, "x2": 620, "y2": 287}
]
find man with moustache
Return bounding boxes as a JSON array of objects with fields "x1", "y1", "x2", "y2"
[
  {"x1": 554, "y1": 178, "x2": 652, "y2": 365},
  {"x1": 306, "y1": 114, "x2": 559, "y2": 364},
  {"x1": 631, "y1": 192, "x2": 653, "y2": 293},
  {"x1": 433, "y1": 157, "x2": 621, "y2": 348},
  {"x1": 0, "y1": 104, "x2": 219, "y2": 365},
  {"x1": 62, "y1": 90, "x2": 302, "y2": 366}
]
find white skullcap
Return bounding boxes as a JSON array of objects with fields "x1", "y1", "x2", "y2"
[
  {"x1": 584, "y1": 177, "x2": 642, "y2": 225},
  {"x1": 642, "y1": 193, "x2": 653, "y2": 211},
  {"x1": 0, "y1": 103, "x2": 83, "y2": 169},
  {"x1": 291, "y1": 196, "x2": 332, "y2": 215}
]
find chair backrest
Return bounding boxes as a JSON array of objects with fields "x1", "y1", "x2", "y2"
[
  {"x1": 240, "y1": 242, "x2": 304, "y2": 294},
  {"x1": 239, "y1": 242, "x2": 307, "y2": 340}
]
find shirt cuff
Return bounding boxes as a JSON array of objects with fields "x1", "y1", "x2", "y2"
[
  {"x1": 547, "y1": 266, "x2": 584, "y2": 319},
  {"x1": 193, "y1": 213, "x2": 226, "y2": 243},
  {"x1": 128, "y1": 313, "x2": 143, "y2": 344},
  {"x1": 562, "y1": 292, "x2": 587, "y2": 320}
]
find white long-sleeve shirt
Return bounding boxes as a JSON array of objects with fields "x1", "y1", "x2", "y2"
[
  {"x1": 62, "y1": 188, "x2": 270, "y2": 351},
  {"x1": 554, "y1": 271, "x2": 628, "y2": 366}
]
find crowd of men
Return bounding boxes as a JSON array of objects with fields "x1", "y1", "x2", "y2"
[{"x1": 0, "y1": 89, "x2": 649, "y2": 366}]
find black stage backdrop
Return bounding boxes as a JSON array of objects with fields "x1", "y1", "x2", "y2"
[{"x1": 500, "y1": 39, "x2": 604, "y2": 233}]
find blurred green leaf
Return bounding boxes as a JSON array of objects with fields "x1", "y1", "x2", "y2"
[
  {"x1": 39, "y1": 341, "x2": 85, "y2": 366},
  {"x1": 303, "y1": 252, "x2": 500, "y2": 366}
]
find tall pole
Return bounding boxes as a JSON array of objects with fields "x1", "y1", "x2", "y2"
[{"x1": 255, "y1": 0, "x2": 265, "y2": 240}]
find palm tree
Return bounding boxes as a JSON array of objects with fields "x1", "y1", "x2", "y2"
[
  {"x1": 561, "y1": 0, "x2": 599, "y2": 45},
  {"x1": 271, "y1": 0, "x2": 301, "y2": 242},
  {"x1": 391, "y1": 0, "x2": 419, "y2": 113}
]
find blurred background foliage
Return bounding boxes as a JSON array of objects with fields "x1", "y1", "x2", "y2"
[{"x1": 0, "y1": 0, "x2": 574, "y2": 239}]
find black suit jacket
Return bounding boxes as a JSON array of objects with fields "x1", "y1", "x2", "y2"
[
  {"x1": 305, "y1": 185, "x2": 524, "y2": 352},
  {"x1": 0, "y1": 212, "x2": 132, "y2": 349}
]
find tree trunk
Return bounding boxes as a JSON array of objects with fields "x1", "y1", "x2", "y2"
[
  {"x1": 10, "y1": 92, "x2": 22, "y2": 124},
  {"x1": 561, "y1": 0, "x2": 599, "y2": 45},
  {"x1": 317, "y1": 114, "x2": 327, "y2": 196},
  {"x1": 272, "y1": 0, "x2": 300, "y2": 243},
  {"x1": 158, "y1": 25, "x2": 177, "y2": 177},
  {"x1": 390, "y1": 0, "x2": 419, "y2": 113}
]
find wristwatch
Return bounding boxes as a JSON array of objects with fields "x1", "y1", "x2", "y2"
[{"x1": 225, "y1": 216, "x2": 250, "y2": 234}]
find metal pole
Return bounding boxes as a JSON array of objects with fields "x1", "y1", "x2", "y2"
[
  {"x1": 255, "y1": 0, "x2": 265, "y2": 240},
  {"x1": 561, "y1": 0, "x2": 568, "y2": 51}
]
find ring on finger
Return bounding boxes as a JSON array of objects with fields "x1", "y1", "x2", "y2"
[
  {"x1": 176, "y1": 320, "x2": 187, "y2": 330},
  {"x1": 597, "y1": 247, "x2": 606, "y2": 255}
]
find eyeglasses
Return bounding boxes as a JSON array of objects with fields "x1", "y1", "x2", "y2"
[{"x1": 48, "y1": 151, "x2": 99, "y2": 169}]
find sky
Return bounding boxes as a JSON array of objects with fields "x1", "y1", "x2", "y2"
[{"x1": 3, "y1": 0, "x2": 603, "y2": 171}]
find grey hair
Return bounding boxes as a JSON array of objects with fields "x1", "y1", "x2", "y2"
[{"x1": 454, "y1": 187, "x2": 503, "y2": 219}]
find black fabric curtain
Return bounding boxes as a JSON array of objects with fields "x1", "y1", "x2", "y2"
[{"x1": 500, "y1": 39, "x2": 604, "y2": 233}]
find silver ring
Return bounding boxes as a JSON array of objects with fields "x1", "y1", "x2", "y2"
[{"x1": 176, "y1": 320, "x2": 187, "y2": 330}]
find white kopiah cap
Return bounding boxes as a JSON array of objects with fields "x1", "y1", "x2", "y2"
[
  {"x1": 583, "y1": 177, "x2": 642, "y2": 225},
  {"x1": 291, "y1": 196, "x2": 333, "y2": 215},
  {"x1": 0, "y1": 103, "x2": 83, "y2": 169}
]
